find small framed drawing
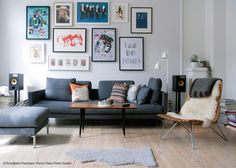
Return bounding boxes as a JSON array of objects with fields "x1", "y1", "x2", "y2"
[
  {"x1": 92, "y1": 28, "x2": 116, "y2": 62},
  {"x1": 119, "y1": 37, "x2": 144, "y2": 71},
  {"x1": 54, "y1": 2, "x2": 73, "y2": 26},
  {"x1": 77, "y1": 1, "x2": 109, "y2": 24},
  {"x1": 111, "y1": 3, "x2": 128, "y2": 23},
  {"x1": 53, "y1": 28, "x2": 86, "y2": 53},
  {"x1": 26, "y1": 6, "x2": 50, "y2": 40},
  {"x1": 48, "y1": 55, "x2": 90, "y2": 71},
  {"x1": 131, "y1": 7, "x2": 153, "y2": 34},
  {"x1": 30, "y1": 43, "x2": 45, "y2": 63}
]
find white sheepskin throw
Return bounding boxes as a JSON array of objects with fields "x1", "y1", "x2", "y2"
[{"x1": 168, "y1": 80, "x2": 221, "y2": 128}]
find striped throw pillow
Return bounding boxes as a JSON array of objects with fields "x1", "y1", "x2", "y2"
[
  {"x1": 70, "y1": 83, "x2": 89, "y2": 102},
  {"x1": 109, "y1": 83, "x2": 129, "y2": 103}
]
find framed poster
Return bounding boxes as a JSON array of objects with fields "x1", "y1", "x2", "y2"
[
  {"x1": 53, "y1": 28, "x2": 87, "y2": 53},
  {"x1": 131, "y1": 7, "x2": 153, "y2": 34},
  {"x1": 48, "y1": 55, "x2": 90, "y2": 71},
  {"x1": 54, "y1": 2, "x2": 73, "y2": 26},
  {"x1": 119, "y1": 37, "x2": 144, "y2": 71},
  {"x1": 30, "y1": 43, "x2": 45, "y2": 63},
  {"x1": 111, "y1": 3, "x2": 128, "y2": 23},
  {"x1": 77, "y1": 1, "x2": 109, "y2": 24},
  {"x1": 26, "y1": 6, "x2": 50, "y2": 40},
  {"x1": 92, "y1": 28, "x2": 116, "y2": 62}
]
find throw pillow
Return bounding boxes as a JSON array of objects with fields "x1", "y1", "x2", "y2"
[
  {"x1": 127, "y1": 84, "x2": 141, "y2": 103},
  {"x1": 109, "y1": 83, "x2": 129, "y2": 103},
  {"x1": 70, "y1": 83, "x2": 90, "y2": 102},
  {"x1": 137, "y1": 85, "x2": 151, "y2": 105},
  {"x1": 148, "y1": 78, "x2": 162, "y2": 104},
  {"x1": 45, "y1": 77, "x2": 75, "y2": 101}
]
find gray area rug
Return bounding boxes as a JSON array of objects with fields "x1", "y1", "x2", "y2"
[{"x1": 66, "y1": 147, "x2": 157, "y2": 167}]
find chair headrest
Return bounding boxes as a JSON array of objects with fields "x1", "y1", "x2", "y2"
[{"x1": 189, "y1": 78, "x2": 222, "y2": 98}]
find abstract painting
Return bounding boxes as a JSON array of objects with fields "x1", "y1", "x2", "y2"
[
  {"x1": 26, "y1": 6, "x2": 50, "y2": 40},
  {"x1": 111, "y1": 3, "x2": 128, "y2": 23},
  {"x1": 77, "y1": 1, "x2": 109, "y2": 24},
  {"x1": 53, "y1": 28, "x2": 86, "y2": 52},
  {"x1": 54, "y1": 2, "x2": 73, "y2": 26},
  {"x1": 119, "y1": 37, "x2": 144, "y2": 71},
  {"x1": 30, "y1": 43, "x2": 45, "y2": 63},
  {"x1": 131, "y1": 7, "x2": 153, "y2": 34},
  {"x1": 92, "y1": 28, "x2": 116, "y2": 62}
]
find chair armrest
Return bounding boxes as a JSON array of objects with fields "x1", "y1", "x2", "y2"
[
  {"x1": 28, "y1": 90, "x2": 45, "y2": 106},
  {"x1": 161, "y1": 91, "x2": 168, "y2": 114}
]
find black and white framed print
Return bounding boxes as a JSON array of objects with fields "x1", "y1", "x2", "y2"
[
  {"x1": 119, "y1": 37, "x2": 144, "y2": 71},
  {"x1": 131, "y1": 7, "x2": 153, "y2": 34},
  {"x1": 92, "y1": 28, "x2": 116, "y2": 62}
]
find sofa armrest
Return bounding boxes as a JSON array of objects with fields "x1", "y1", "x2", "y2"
[
  {"x1": 28, "y1": 90, "x2": 45, "y2": 106},
  {"x1": 161, "y1": 91, "x2": 168, "y2": 114}
]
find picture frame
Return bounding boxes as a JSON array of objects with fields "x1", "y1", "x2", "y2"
[
  {"x1": 48, "y1": 55, "x2": 90, "y2": 71},
  {"x1": 131, "y1": 7, "x2": 153, "y2": 34},
  {"x1": 30, "y1": 43, "x2": 45, "y2": 63},
  {"x1": 76, "y1": 1, "x2": 109, "y2": 24},
  {"x1": 26, "y1": 6, "x2": 50, "y2": 40},
  {"x1": 53, "y1": 28, "x2": 87, "y2": 53},
  {"x1": 54, "y1": 2, "x2": 73, "y2": 26},
  {"x1": 119, "y1": 37, "x2": 144, "y2": 71},
  {"x1": 111, "y1": 3, "x2": 128, "y2": 23},
  {"x1": 91, "y1": 28, "x2": 116, "y2": 62}
]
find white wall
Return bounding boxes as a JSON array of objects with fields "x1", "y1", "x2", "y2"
[{"x1": 0, "y1": 0, "x2": 181, "y2": 100}]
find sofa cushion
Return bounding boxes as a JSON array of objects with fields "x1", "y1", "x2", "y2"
[
  {"x1": 70, "y1": 83, "x2": 90, "y2": 102},
  {"x1": 0, "y1": 107, "x2": 49, "y2": 127},
  {"x1": 148, "y1": 78, "x2": 162, "y2": 104},
  {"x1": 75, "y1": 81, "x2": 92, "y2": 99},
  {"x1": 98, "y1": 80, "x2": 134, "y2": 100},
  {"x1": 137, "y1": 85, "x2": 151, "y2": 105},
  {"x1": 127, "y1": 84, "x2": 141, "y2": 102},
  {"x1": 109, "y1": 83, "x2": 129, "y2": 103},
  {"x1": 45, "y1": 77, "x2": 75, "y2": 101}
]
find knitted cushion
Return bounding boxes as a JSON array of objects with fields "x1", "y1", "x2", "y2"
[{"x1": 109, "y1": 83, "x2": 129, "y2": 103}]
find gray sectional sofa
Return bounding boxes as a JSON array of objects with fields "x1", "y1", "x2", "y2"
[{"x1": 28, "y1": 78, "x2": 168, "y2": 121}]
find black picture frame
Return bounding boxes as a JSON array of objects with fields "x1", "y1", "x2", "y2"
[
  {"x1": 53, "y1": 28, "x2": 87, "y2": 53},
  {"x1": 91, "y1": 28, "x2": 116, "y2": 62},
  {"x1": 131, "y1": 7, "x2": 153, "y2": 34},
  {"x1": 26, "y1": 6, "x2": 50, "y2": 40},
  {"x1": 119, "y1": 37, "x2": 144, "y2": 71}
]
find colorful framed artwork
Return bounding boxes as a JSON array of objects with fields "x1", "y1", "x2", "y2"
[
  {"x1": 54, "y1": 2, "x2": 73, "y2": 26},
  {"x1": 48, "y1": 55, "x2": 90, "y2": 71},
  {"x1": 76, "y1": 1, "x2": 109, "y2": 24},
  {"x1": 53, "y1": 28, "x2": 87, "y2": 53},
  {"x1": 30, "y1": 43, "x2": 45, "y2": 63},
  {"x1": 91, "y1": 28, "x2": 116, "y2": 62},
  {"x1": 119, "y1": 37, "x2": 144, "y2": 71},
  {"x1": 131, "y1": 7, "x2": 153, "y2": 34},
  {"x1": 111, "y1": 3, "x2": 128, "y2": 23},
  {"x1": 26, "y1": 6, "x2": 50, "y2": 40}
]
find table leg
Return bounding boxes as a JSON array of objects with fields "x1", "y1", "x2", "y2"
[
  {"x1": 80, "y1": 108, "x2": 85, "y2": 137},
  {"x1": 82, "y1": 109, "x2": 85, "y2": 132},
  {"x1": 122, "y1": 109, "x2": 126, "y2": 136}
]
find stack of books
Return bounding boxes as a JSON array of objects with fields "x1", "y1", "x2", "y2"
[{"x1": 220, "y1": 99, "x2": 236, "y2": 131}]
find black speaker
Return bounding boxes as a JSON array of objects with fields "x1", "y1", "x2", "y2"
[
  {"x1": 9, "y1": 73, "x2": 24, "y2": 91},
  {"x1": 172, "y1": 75, "x2": 186, "y2": 92}
]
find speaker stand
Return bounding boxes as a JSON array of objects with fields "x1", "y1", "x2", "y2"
[
  {"x1": 175, "y1": 92, "x2": 181, "y2": 113},
  {"x1": 13, "y1": 90, "x2": 21, "y2": 106}
]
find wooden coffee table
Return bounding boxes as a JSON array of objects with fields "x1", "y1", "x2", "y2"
[{"x1": 69, "y1": 103, "x2": 136, "y2": 137}]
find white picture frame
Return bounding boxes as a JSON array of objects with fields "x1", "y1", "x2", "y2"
[
  {"x1": 111, "y1": 3, "x2": 128, "y2": 23},
  {"x1": 54, "y1": 2, "x2": 73, "y2": 26},
  {"x1": 48, "y1": 55, "x2": 90, "y2": 71},
  {"x1": 30, "y1": 43, "x2": 45, "y2": 63}
]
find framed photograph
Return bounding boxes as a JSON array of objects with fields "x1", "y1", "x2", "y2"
[
  {"x1": 119, "y1": 37, "x2": 144, "y2": 71},
  {"x1": 111, "y1": 3, "x2": 128, "y2": 23},
  {"x1": 26, "y1": 6, "x2": 50, "y2": 40},
  {"x1": 92, "y1": 28, "x2": 116, "y2": 62},
  {"x1": 131, "y1": 7, "x2": 153, "y2": 34},
  {"x1": 53, "y1": 28, "x2": 86, "y2": 53},
  {"x1": 30, "y1": 43, "x2": 45, "y2": 63},
  {"x1": 54, "y1": 2, "x2": 73, "y2": 26},
  {"x1": 76, "y1": 1, "x2": 109, "y2": 24},
  {"x1": 48, "y1": 55, "x2": 90, "y2": 71}
]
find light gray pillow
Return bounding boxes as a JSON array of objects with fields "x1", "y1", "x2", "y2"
[{"x1": 127, "y1": 84, "x2": 141, "y2": 102}]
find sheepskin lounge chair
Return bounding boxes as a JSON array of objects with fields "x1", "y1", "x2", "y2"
[{"x1": 158, "y1": 78, "x2": 226, "y2": 149}]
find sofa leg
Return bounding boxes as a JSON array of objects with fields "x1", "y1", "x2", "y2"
[
  {"x1": 33, "y1": 135, "x2": 36, "y2": 148},
  {"x1": 47, "y1": 124, "x2": 49, "y2": 134}
]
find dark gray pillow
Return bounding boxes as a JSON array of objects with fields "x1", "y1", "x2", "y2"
[
  {"x1": 137, "y1": 85, "x2": 151, "y2": 105},
  {"x1": 148, "y1": 78, "x2": 162, "y2": 104},
  {"x1": 45, "y1": 77, "x2": 75, "y2": 101}
]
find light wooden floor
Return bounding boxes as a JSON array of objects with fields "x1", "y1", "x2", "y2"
[{"x1": 0, "y1": 121, "x2": 236, "y2": 168}]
